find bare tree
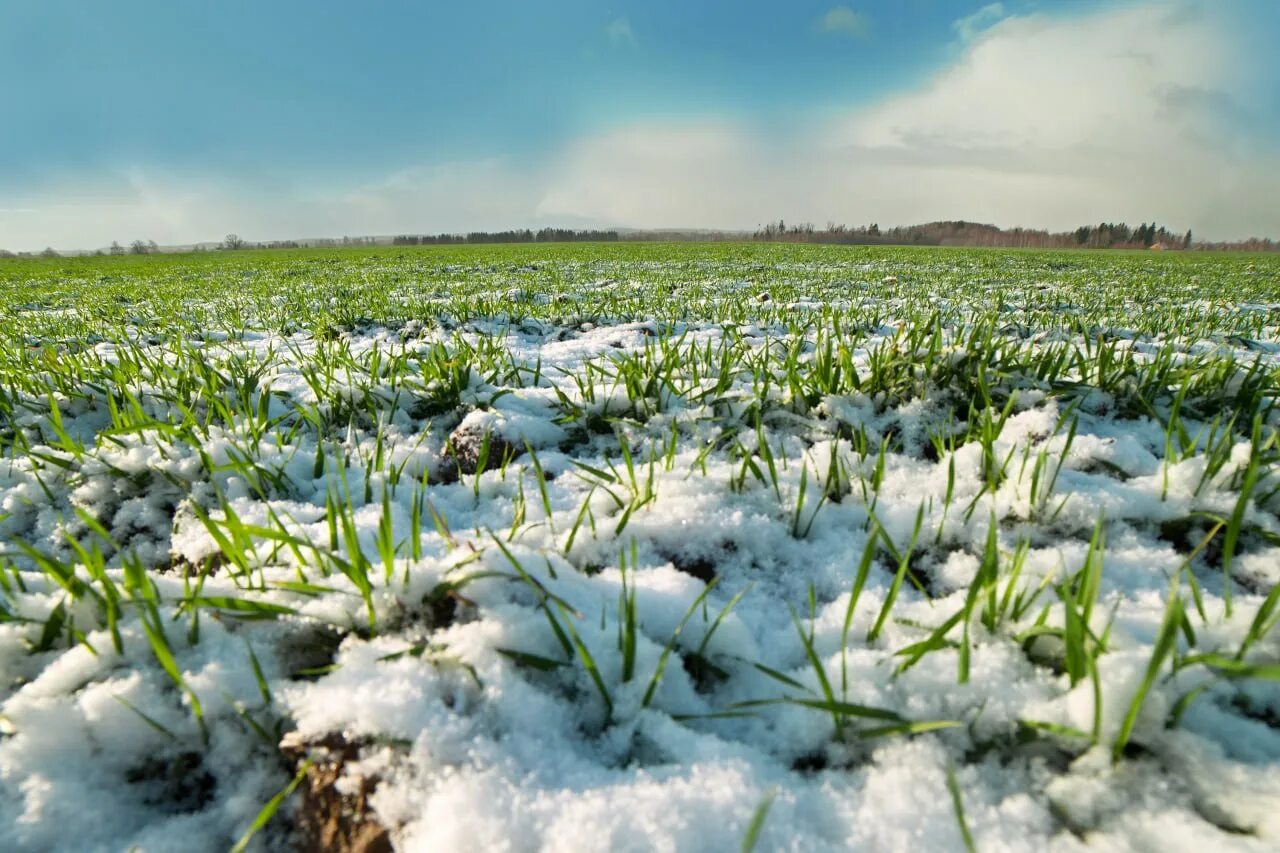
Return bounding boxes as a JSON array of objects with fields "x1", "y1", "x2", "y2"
[
  {"x1": 109, "y1": 241, "x2": 125, "y2": 256},
  {"x1": 130, "y1": 240, "x2": 150, "y2": 255},
  {"x1": 223, "y1": 233, "x2": 245, "y2": 250},
  {"x1": 40, "y1": 247, "x2": 60, "y2": 258}
]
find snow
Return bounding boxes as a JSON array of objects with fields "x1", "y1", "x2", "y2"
[{"x1": 1, "y1": 250, "x2": 1279, "y2": 851}]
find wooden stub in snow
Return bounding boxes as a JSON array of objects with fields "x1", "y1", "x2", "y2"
[{"x1": 279, "y1": 731, "x2": 392, "y2": 853}]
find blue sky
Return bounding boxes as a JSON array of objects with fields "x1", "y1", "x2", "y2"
[{"x1": 2, "y1": 0, "x2": 1278, "y2": 248}]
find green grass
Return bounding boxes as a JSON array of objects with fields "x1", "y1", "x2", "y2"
[{"x1": 2, "y1": 241, "x2": 1279, "y2": 845}]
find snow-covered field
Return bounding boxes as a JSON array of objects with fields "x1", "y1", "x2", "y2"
[{"x1": 1, "y1": 244, "x2": 1279, "y2": 851}]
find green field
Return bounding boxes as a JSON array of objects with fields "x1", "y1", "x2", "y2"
[{"x1": 2, "y1": 243, "x2": 1280, "y2": 851}]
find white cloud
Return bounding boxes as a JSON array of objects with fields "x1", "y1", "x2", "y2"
[
  {"x1": 843, "y1": 3, "x2": 1228, "y2": 152},
  {"x1": 3, "y1": 1, "x2": 1277, "y2": 250},
  {"x1": 534, "y1": 1, "x2": 1278, "y2": 239},
  {"x1": 817, "y1": 6, "x2": 868, "y2": 38},
  {"x1": 953, "y1": 3, "x2": 1005, "y2": 43},
  {"x1": 535, "y1": 124, "x2": 768, "y2": 227},
  {"x1": 605, "y1": 17, "x2": 635, "y2": 44},
  {"x1": 818, "y1": 0, "x2": 1278, "y2": 236}
]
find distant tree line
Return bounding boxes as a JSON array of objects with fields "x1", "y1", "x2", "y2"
[
  {"x1": 1070, "y1": 222, "x2": 1188, "y2": 249},
  {"x1": 624, "y1": 230, "x2": 748, "y2": 242},
  {"x1": 5, "y1": 221, "x2": 1276, "y2": 258},
  {"x1": 753, "y1": 220, "x2": 1198, "y2": 249},
  {"x1": 1195, "y1": 237, "x2": 1278, "y2": 252},
  {"x1": 217, "y1": 234, "x2": 303, "y2": 250},
  {"x1": 392, "y1": 228, "x2": 620, "y2": 245},
  {"x1": 750, "y1": 219, "x2": 1277, "y2": 251}
]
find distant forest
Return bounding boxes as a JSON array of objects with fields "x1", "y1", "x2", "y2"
[
  {"x1": 751, "y1": 220, "x2": 1278, "y2": 252},
  {"x1": 390, "y1": 228, "x2": 620, "y2": 245}
]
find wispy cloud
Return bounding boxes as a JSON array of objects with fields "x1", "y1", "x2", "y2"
[
  {"x1": 816, "y1": 6, "x2": 868, "y2": 38},
  {"x1": 953, "y1": 3, "x2": 1005, "y2": 43},
  {"x1": 605, "y1": 17, "x2": 635, "y2": 44}
]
